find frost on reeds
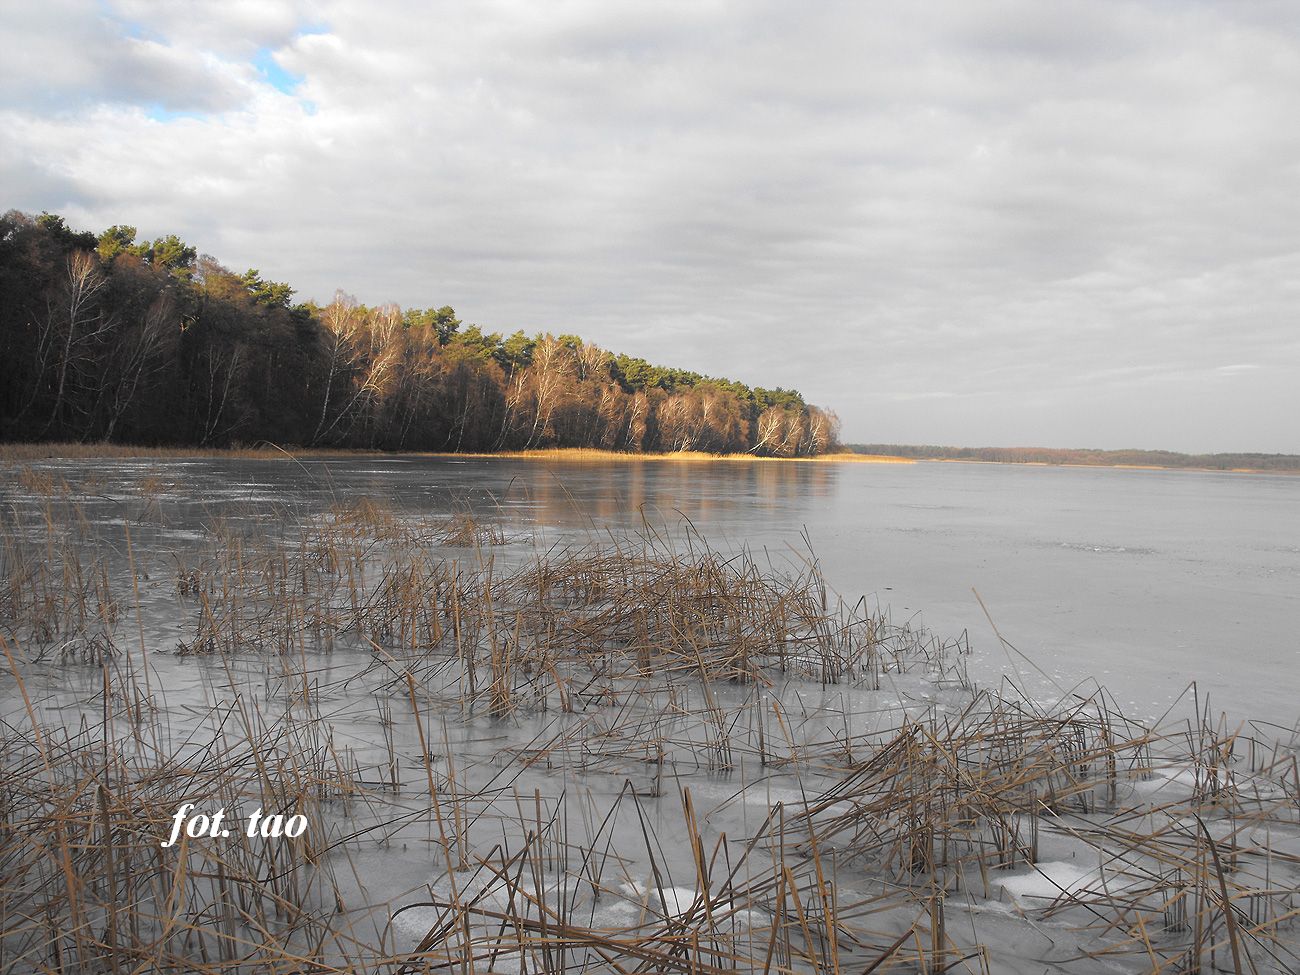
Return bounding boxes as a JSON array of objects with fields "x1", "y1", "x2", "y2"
[{"x1": 0, "y1": 489, "x2": 1297, "y2": 973}]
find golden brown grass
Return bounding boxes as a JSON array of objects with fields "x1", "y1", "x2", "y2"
[{"x1": 449, "y1": 447, "x2": 913, "y2": 464}]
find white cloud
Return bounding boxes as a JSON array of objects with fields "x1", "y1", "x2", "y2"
[
  {"x1": 109, "y1": 0, "x2": 318, "y2": 57},
  {"x1": 3, "y1": 0, "x2": 1299, "y2": 451}
]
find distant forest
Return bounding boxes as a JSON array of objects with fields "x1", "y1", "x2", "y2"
[
  {"x1": 850, "y1": 444, "x2": 1300, "y2": 473},
  {"x1": 0, "y1": 210, "x2": 838, "y2": 455}
]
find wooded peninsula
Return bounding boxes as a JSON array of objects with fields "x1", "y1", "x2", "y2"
[{"x1": 0, "y1": 211, "x2": 838, "y2": 456}]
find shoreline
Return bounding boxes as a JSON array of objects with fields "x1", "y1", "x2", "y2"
[
  {"x1": 454, "y1": 447, "x2": 915, "y2": 464},
  {"x1": 0, "y1": 442, "x2": 915, "y2": 465},
  {"x1": 4, "y1": 441, "x2": 1292, "y2": 474},
  {"x1": 854, "y1": 453, "x2": 1300, "y2": 477}
]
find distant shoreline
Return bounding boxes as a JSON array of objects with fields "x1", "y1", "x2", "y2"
[{"x1": 851, "y1": 452, "x2": 1300, "y2": 476}]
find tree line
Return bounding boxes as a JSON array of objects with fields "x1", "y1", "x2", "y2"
[
  {"x1": 0, "y1": 211, "x2": 839, "y2": 455},
  {"x1": 849, "y1": 443, "x2": 1300, "y2": 473}
]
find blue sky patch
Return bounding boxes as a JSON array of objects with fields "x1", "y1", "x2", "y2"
[
  {"x1": 254, "y1": 48, "x2": 304, "y2": 94},
  {"x1": 145, "y1": 104, "x2": 208, "y2": 123}
]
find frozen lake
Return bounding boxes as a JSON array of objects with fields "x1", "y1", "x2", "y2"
[
  {"x1": 6, "y1": 453, "x2": 1297, "y2": 728},
  {"x1": 3, "y1": 451, "x2": 1298, "y2": 973}
]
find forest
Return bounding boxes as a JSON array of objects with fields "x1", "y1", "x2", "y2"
[
  {"x1": 0, "y1": 210, "x2": 839, "y2": 455},
  {"x1": 850, "y1": 443, "x2": 1300, "y2": 472}
]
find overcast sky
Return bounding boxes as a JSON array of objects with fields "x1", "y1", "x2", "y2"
[{"x1": 3, "y1": 1, "x2": 1298, "y2": 452}]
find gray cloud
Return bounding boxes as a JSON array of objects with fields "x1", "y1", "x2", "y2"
[{"x1": 3, "y1": 0, "x2": 1298, "y2": 451}]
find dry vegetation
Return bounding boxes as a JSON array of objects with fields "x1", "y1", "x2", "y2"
[
  {"x1": 461, "y1": 449, "x2": 899, "y2": 465},
  {"x1": 0, "y1": 476, "x2": 1297, "y2": 973}
]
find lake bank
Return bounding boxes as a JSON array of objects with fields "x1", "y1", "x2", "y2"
[{"x1": 1, "y1": 442, "x2": 913, "y2": 464}]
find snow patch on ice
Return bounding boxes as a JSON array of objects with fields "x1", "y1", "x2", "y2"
[{"x1": 996, "y1": 860, "x2": 1096, "y2": 904}]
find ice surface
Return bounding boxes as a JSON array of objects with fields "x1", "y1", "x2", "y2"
[
  {"x1": 996, "y1": 860, "x2": 1097, "y2": 904},
  {"x1": 4, "y1": 456, "x2": 1299, "y2": 974}
]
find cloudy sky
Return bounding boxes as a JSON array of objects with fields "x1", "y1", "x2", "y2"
[{"x1": 4, "y1": 1, "x2": 1298, "y2": 451}]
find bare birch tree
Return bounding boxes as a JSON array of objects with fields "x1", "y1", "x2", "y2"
[
  {"x1": 98, "y1": 291, "x2": 174, "y2": 440},
  {"x1": 311, "y1": 291, "x2": 365, "y2": 445},
  {"x1": 39, "y1": 251, "x2": 114, "y2": 436},
  {"x1": 523, "y1": 335, "x2": 573, "y2": 448}
]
